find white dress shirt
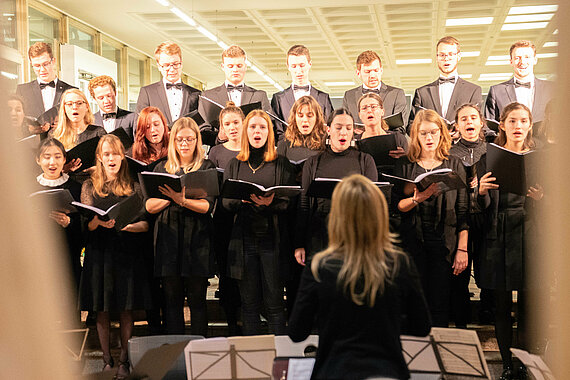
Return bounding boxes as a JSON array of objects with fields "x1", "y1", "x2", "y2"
[
  {"x1": 514, "y1": 75, "x2": 535, "y2": 111},
  {"x1": 163, "y1": 78, "x2": 183, "y2": 121},
  {"x1": 38, "y1": 78, "x2": 57, "y2": 111},
  {"x1": 225, "y1": 80, "x2": 244, "y2": 107},
  {"x1": 100, "y1": 108, "x2": 118, "y2": 133},
  {"x1": 438, "y1": 74, "x2": 458, "y2": 119},
  {"x1": 292, "y1": 83, "x2": 311, "y2": 101}
]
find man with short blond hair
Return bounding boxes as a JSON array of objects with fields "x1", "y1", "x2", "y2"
[
  {"x1": 198, "y1": 44, "x2": 271, "y2": 141},
  {"x1": 484, "y1": 40, "x2": 553, "y2": 126},
  {"x1": 16, "y1": 42, "x2": 75, "y2": 128},
  {"x1": 136, "y1": 41, "x2": 200, "y2": 125},
  {"x1": 89, "y1": 75, "x2": 137, "y2": 140},
  {"x1": 408, "y1": 36, "x2": 482, "y2": 132},
  {"x1": 343, "y1": 50, "x2": 407, "y2": 132}
]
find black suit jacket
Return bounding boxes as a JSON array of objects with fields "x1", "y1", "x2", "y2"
[
  {"x1": 198, "y1": 83, "x2": 271, "y2": 131},
  {"x1": 343, "y1": 82, "x2": 408, "y2": 133},
  {"x1": 408, "y1": 77, "x2": 482, "y2": 132},
  {"x1": 271, "y1": 85, "x2": 334, "y2": 140},
  {"x1": 484, "y1": 77, "x2": 554, "y2": 125},
  {"x1": 16, "y1": 78, "x2": 76, "y2": 118},
  {"x1": 136, "y1": 81, "x2": 200, "y2": 125},
  {"x1": 93, "y1": 107, "x2": 138, "y2": 141}
]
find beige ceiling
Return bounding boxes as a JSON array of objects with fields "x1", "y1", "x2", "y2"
[{"x1": 43, "y1": 0, "x2": 559, "y2": 97}]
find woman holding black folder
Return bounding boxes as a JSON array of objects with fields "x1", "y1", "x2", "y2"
[
  {"x1": 477, "y1": 102, "x2": 543, "y2": 380},
  {"x1": 145, "y1": 117, "x2": 216, "y2": 336},
  {"x1": 394, "y1": 109, "x2": 468, "y2": 328},
  {"x1": 79, "y1": 134, "x2": 151, "y2": 378},
  {"x1": 130, "y1": 106, "x2": 170, "y2": 164},
  {"x1": 222, "y1": 109, "x2": 296, "y2": 335},
  {"x1": 295, "y1": 108, "x2": 377, "y2": 267},
  {"x1": 208, "y1": 102, "x2": 245, "y2": 335}
]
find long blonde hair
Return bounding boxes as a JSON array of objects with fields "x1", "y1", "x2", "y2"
[
  {"x1": 91, "y1": 135, "x2": 133, "y2": 198},
  {"x1": 52, "y1": 89, "x2": 94, "y2": 150},
  {"x1": 407, "y1": 109, "x2": 451, "y2": 162},
  {"x1": 165, "y1": 117, "x2": 205, "y2": 174},
  {"x1": 311, "y1": 174, "x2": 405, "y2": 307}
]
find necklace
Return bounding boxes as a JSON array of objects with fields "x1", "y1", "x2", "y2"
[
  {"x1": 420, "y1": 159, "x2": 439, "y2": 173},
  {"x1": 248, "y1": 160, "x2": 264, "y2": 174}
]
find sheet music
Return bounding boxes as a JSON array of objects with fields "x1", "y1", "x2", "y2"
[
  {"x1": 511, "y1": 348, "x2": 556, "y2": 380},
  {"x1": 401, "y1": 336, "x2": 440, "y2": 372},
  {"x1": 430, "y1": 328, "x2": 488, "y2": 377},
  {"x1": 287, "y1": 358, "x2": 315, "y2": 380}
]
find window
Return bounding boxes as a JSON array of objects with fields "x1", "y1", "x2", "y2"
[
  {"x1": 0, "y1": 57, "x2": 20, "y2": 92},
  {"x1": 28, "y1": 7, "x2": 58, "y2": 46},
  {"x1": 151, "y1": 64, "x2": 161, "y2": 83},
  {"x1": 69, "y1": 25, "x2": 94, "y2": 52},
  {"x1": 1, "y1": 0, "x2": 17, "y2": 49},
  {"x1": 128, "y1": 55, "x2": 144, "y2": 111}
]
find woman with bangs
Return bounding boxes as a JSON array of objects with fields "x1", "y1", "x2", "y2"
[
  {"x1": 79, "y1": 134, "x2": 151, "y2": 378},
  {"x1": 222, "y1": 109, "x2": 296, "y2": 335},
  {"x1": 146, "y1": 117, "x2": 216, "y2": 336},
  {"x1": 394, "y1": 109, "x2": 468, "y2": 328},
  {"x1": 477, "y1": 102, "x2": 543, "y2": 380},
  {"x1": 130, "y1": 106, "x2": 170, "y2": 164},
  {"x1": 51, "y1": 89, "x2": 106, "y2": 173},
  {"x1": 208, "y1": 101, "x2": 245, "y2": 335},
  {"x1": 289, "y1": 174, "x2": 430, "y2": 380}
]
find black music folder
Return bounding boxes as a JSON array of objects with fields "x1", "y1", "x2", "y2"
[
  {"x1": 382, "y1": 168, "x2": 466, "y2": 193},
  {"x1": 139, "y1": 168, "x2": 220, "y2": 200},
  {"x1": 72, "y1": 193, "x2": 143, "y2": 231},
  {"x1": 29, "y1": 188, "x2": 77, "y2": 213},
  {"x1": 220, "y1": 179, "x2": 301, "y2": 200},
  {"x1": 486, "y1": 143, "x2": 540, "y2": 196},
  {"x1": 306, "y1": 177, "x2": 393, "y2": 203},
  {"x1": 66, "y1": 128, "x2": 132, "y2": 171},
  {"x1": 126, "y1": 156, "x2": 166, "y2": 180},
  {"x1": 200, "y1": 95, "x2": 262, "y2": 125},
  {"x1": 357, "y1": 134, "x2": 398, "y2": 166},
  {"x1": 383, "y1": 111, "x2": 405, "y2": 130}
]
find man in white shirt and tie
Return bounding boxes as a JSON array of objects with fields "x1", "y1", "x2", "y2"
[
  {"x1": 484, "y1": 40, "x2": 553, "y2": 127},
  {"x1": 136, "y1": 41, "x2": 200, "y2": 126}
]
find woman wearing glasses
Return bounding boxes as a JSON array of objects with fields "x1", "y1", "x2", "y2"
[
  {"x1": 394, "y1": 109, "x2": 468, "y2": 327},
  {"x1": 145, "y1": 117, "x2": 216, "y2": 336}
]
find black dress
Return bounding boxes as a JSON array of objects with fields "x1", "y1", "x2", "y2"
[
  {"x1": 208, "y1": 144, "x2": 240, "y2": 170},
  {"x1": 79, "y1": 180, "x2": 151, "y2": 312},
  {"x1": 289, "y1": 255, "x2": 431, "y2": 380},
  {"x1": 152, "y1": 160, "x2": 216, "y2": 278},
  {"x1": 34, "y1": 174, "x2": 83, "y2": 289},
  {"x1": 296, "y1": 146, "x2": 378, "y2": 260},
  {"x1": 355, "y1": 130, "x2": 409, "y2": 177}
]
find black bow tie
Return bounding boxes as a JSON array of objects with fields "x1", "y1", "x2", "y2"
[
  {"x1": 39, "y1": 81, "x2": 56, "y2": 89},
  {"x1": 227, "y1": 84, "x2": 244, "y2": 91},
  {"x1": 293, "y1": 85, "x2": 310, "y2": 92},
  {"x1": 166, "y1": 82, "x2": 183, "y2": 90},
  {"x1": 514, "y1": 80, "x2": 531, "y2": 89},
  {"x1": 438, "y1": 77, "x2": 456, "y2": 84},
  {"x1": 102, "y1": 112, "x2": 117, "y2": 120},
  {"x1": 362, "y1": 87, "x2": 380, "y2": 94}
]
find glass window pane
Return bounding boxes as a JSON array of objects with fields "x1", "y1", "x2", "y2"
[
  {"x1": 128, "y1": 55, "x2": 144, "y2": 112},
  {"x1": 102, "y1": 42, "x2": 121, "y2": 81},
  {"x1": 151, "y1": 64, "x2": 160, "y2": 83},
  {"x1": 0, "y1": 0, "x2": 17, "y2": 49},
  {"x1": 28, "y1": 7, "x2": 58, "y2": 46},
  {"x1": 0, "y1": 57, "x2": 20, "y2": 93},
  {"x1": 69, "y1": 25, "x2": 94, "y2": 52}
]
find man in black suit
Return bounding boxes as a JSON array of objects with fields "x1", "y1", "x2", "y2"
[
  {"x1": 271, "y1": 45, "x2": 333, "y2": 140},
  {"x1": 343, "y1": 50, "x2": 407, "y2": 133},
  {"x1": 198, "y1": 45, "x2": 271, "y2": 142},
  {"x1": 89, "y1": 75, "x2": 137, "y2": 141},
  {"x1": 16, "y1": 42, "x2": 75, "y2": 133},
  {"x1": 484, "y1": 40, "x2": 553, "y2": 128},
  {"x1": 408, "y1": 36, "x2": 482, "y2": 133},
  {"x1": 136, "y1": 41, "x2": 200, "y2": 126}
]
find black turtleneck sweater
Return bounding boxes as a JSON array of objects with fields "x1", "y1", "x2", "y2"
[{"x1": 450, "y1": 137, "x2": 487, "y2": 213}]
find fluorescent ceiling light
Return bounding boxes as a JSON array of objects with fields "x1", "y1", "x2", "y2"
[
  {"x1": 155, "y1": 0, "x2": 170, "y2": 6},
  {"x1": 485, "y1": 60, "x2": 510, "y2": 66},
  {"x1": 250, "y1": 64, "x2": 264, "y2": 76},
  {"x1": 461, "y1": 51, "x2": 480, "y2": 57},
  {"x1": 446, "y1": 17, "x2": 493, "y2": 27},
  {"x1": 488, "y1": 55, "x2": 510, "y2": 61},
  {"x1": 396, "y1": 59, "x2": 432, "y2": 65},
  {"x1": 274, "y1": 83, "x2": 284, "y2": 91},
  {"x1": 537, "y1": 53, "x2": 558, "y2": 58},
  {"x1": 170, "y1": 7, "x2": 196, "y2": 27},
  {"x1": 324, "y1": 81, "x2": 355, "y2": 86},
  {"x1": 505, "y1": 14, "x2": 554, "y2": 23},
  {"x1": 553, "y1": 29, "x2": 559, "y2": 35},
  {"x1": 217, "y1": 41, "x2": 229, "y2": 50},
  {"x1": 262, "y1": 74, "x2": 276, "y2": 85},
  {"x1": 197, "y1": 26, "x2": 217, "y2": 42},
  {"x1": 1, "y1": 71, "x2": 17, "y2": 80},
  {"x1": 459, "y1": 74, "x2": 472, "y2": 79},
  {"x1": 501, "y1": 22, "x2": 549, "y2": 31},
  {"x1": 543, "y1": 41, "x2": 558, "y2": 48},
  {"x1": 2, "y1": 13, "x2": 15, "y2": 16},
  {"x1": 508, "y1": 5, "x2": 558, "y2": 15}
]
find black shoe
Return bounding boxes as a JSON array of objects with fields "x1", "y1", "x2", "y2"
[{"x1": 499, "y1": 366, "x2": 515, "y2": 380}]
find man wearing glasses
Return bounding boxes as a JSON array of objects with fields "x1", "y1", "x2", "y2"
[
  {"x1": 16, "y1": 42, "x2": 76, "y2": 134},
  {"x1": 407, "y1": 36, "x2": 482, "y2": 133},
  {"x1": 136, "y1": 41, "x2": 201, "y2": 126}
]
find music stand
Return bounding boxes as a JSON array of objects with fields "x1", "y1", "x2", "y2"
[{"x1": 511, "y1": 348, "x2": 556, "y2": 380}]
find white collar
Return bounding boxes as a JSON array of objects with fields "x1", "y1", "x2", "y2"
[
  {"x1": 363, "y1": 83, "x2": 382, "y2": 91},
  {"x1": 163, "y1": 78, "x2": 182, "y2": 86},
  {"x1": 37, "y1": 77, "x2": 58, "y2": 85},
  {"x1": 291, "y1": 82, "x2": 311, "y2": 90},
  {"x1": 439, "y1": 73, "x2": 459, "y2": 80},
  {"x1": 514, "y1": 74, "x2": 535, "y2": 84},
  {"x1": 37, "y1": 173, "x2": 69, "y2": 187},
  {"x1": 225, "y1": 79, "x2": 245, "y2": 88}
]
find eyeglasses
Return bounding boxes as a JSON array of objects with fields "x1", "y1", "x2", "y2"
[
  {"x1": 437, "y1": 52, "x2": 458, "y2": 60},
  {"x1": 175, "y1": 137, "x2": 196, "y2": 144},
  {"x1": 418, "y1": 129, "x2": 441, "y2": 138},
  {"x1": 160, "y1": 62, "x2": 182, "y2": 70},
  {"x1": 64, "y1": 101, "x2": 86, "y2": 107},
  {"x1": 360, "y1": 104, "x2": 381, "y2": 112},
  {"x1": 32, "y1": 61, "x2": 53, "y2": 70}
]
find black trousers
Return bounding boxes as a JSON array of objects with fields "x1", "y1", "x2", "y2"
[
  {"x1": 240, "y1": 231, "x2": 286, "y2": 336},
  {"x1": 162, "y1": 276, "x2": 209, "y2": 336}
]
